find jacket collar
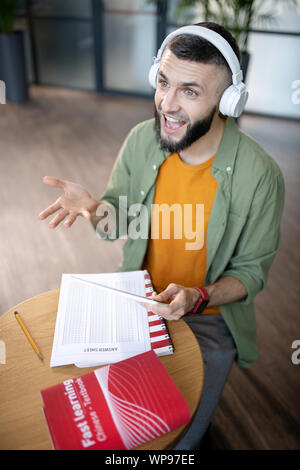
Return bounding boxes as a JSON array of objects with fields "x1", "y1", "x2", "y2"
[
  {"x1": 155, "y1": 117, "x2": 241, "y2": 172},
  {"x1": 212, "y1": 117, "x2": 240, "y2": 175},
  {"x1": 141, "y1": 117, "x2": 241, "y2": 205}
]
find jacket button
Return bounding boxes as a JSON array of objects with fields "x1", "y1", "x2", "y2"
[
  {"x1": 140, "y1": 190, "x2": 145, "y2": 196},
  {"x1": 152, "y1": 164, "x2": 157, "y2": 170},
  {"x1": 226, "y1": 166, "x2": 232, "y2": 173}
]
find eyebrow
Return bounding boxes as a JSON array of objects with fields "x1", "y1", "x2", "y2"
[{"x1": 158, "y1": 71, "x2": 206, "y2": 93}]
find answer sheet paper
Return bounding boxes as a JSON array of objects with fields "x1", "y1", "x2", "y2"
[{"x1": 50, "y1": 271, "x2": 151, "y2": 367}]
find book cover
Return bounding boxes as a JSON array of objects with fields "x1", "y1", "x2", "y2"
[{"x1": 41, "y1": 350, "x2": 190, "y2": 450}]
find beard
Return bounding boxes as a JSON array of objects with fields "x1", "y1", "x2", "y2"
[{"x1": 154, "y1": 104, "x2": 217, "y2": 154}]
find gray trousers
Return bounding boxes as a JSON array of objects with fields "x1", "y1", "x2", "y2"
[{"x1": 174, "y1": 314, "x2": 237, "y2": 450}]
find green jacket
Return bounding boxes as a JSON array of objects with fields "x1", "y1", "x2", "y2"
[{"x1": 95, "y1": 117, "x2": 285, "y2": 368}]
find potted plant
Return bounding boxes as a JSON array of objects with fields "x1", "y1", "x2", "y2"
[
  {"x1": 0, "y1": 0, "x2": 29, "y2": 102},
  {"x1": 147, "y1": 0, "x2": 296, "y2": 81}
]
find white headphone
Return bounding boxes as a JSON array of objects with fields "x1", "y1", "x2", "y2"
[{"x1": 149, "y1": 25, "x2": 248, "y2": 118}]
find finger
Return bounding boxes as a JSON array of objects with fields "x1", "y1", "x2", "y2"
[
  {"x1": 39, "y1": 200, "x2": 61, "y2": 220},
  {"x1": 49, "y1": 209, "x2": 69, "y2": 228},
  {"x1": 138, "y1": 300, "x2": 164, "y2": 310},
  {"x1": 168, "y1": 289, "x2": 187, "y2": 311},
  {"x1": 164, "y1": 290, "x2": 190, "y2": 320},
  {"x1": 154, "y1": 283, "x2": 180, "y2": 302},
  {"x1": 169, "y1": 290, "x2": 184, "y2": 306},
  {"x1": 138, "y1": 299, "x2": 163, "y2": 315},
  {"x1": 157, "y1": 298, "x2": 184, "y2": 320},
  {"x1": 138, "y1": 301, "x2": 150, "y2": 311},
  {"x1": 64, "y1": 213, "x2": 78, "y2": 228},
  {"x1": 147, "y1": 290, "x2": 185, "y2": 319},
  {"x1": 156, "y1": 309, "x2": 178, "y2": 321},
  {"x1": 144, "y1": 302, "x2": 172, "y2": 318},
  {"x1": 138, "y1": 300, "x2": 180, "y2": 322},
  {"x1": 81, "y1": 210, "x2": 91, "y2": 220},
  {"x1": 42, "y1": 176, "x2": 65, "y2": 189}
]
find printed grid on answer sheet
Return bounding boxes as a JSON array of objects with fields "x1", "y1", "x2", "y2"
[{"x1": 62, "y1": 280, "x2": 143, "y2": 345}]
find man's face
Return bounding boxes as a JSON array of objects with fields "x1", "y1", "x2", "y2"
[{"x1": 154, "y1": 49, "x2": 222, "y2": 153}]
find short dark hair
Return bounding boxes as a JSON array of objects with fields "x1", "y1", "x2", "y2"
[{"x1": 167, "y1": 22, "x2": 240, "y2": 87}]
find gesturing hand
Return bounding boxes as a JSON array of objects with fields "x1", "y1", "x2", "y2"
[{"x1": 39, "y1": 176, "x2": 99, "y2": 228}]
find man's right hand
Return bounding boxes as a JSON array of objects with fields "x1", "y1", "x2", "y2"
[{"x1": 39, "y1": 176, "x2": 100, "y2": 228}]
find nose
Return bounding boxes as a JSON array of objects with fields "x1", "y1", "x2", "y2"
[{"x1": 159, "y1": 87, "x2": 181, "y2": 115}]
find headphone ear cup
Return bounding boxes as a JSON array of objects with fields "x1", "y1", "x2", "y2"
[
  {"x1": 149, "y1": 61, "x2": 160, "y2": 89},
  {"x1": 219, "y1": 85, "x2": 248, "y2": 118},
  {"x1": 233, "y1": 89, "x2": 248, "y2": 117},
  {"x1": 219, "y1": 85, "x2": 237, "y2": 117}
]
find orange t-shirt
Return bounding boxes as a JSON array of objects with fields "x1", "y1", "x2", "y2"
[{"x1": 143, "y1": 152, "x2": 220, "y2": 315}]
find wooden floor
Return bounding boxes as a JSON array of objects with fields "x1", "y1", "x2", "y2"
[{"x1": 0, "y1": 86, "x2": 299, "y2": 449}]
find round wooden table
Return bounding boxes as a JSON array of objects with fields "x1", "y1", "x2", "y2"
[{"x1": 0, "y1": 289, "x2": 204, "y2": 450}]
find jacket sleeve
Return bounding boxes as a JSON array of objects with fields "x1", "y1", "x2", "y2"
[{"x1": 220, "y1": 170, "x2": 285, "y2": 305}]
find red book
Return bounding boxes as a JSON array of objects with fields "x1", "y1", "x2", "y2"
[{"x1": 41, "y1": 350, "x2": 190, "y2": 450}]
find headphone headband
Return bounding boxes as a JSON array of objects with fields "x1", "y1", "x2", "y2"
[
  {"x1": 155, "y1": 26, "x2": 243, "y2": 85},
  {"x1": 149, "y1": 25, "x2": 248, "y2": 118}
]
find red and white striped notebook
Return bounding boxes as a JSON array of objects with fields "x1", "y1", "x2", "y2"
[
  {"x1": 41, "y1": 350, "x2": 190, "y2": 450},
  {"x1": 144, "y1": 271, "x2": 174, "y2": 357}
]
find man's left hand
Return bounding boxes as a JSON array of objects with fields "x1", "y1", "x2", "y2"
[{"x1": 139, "y1": 283, "x2": 201, "y2": 321}]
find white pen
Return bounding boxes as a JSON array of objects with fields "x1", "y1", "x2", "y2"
[{"x1": 71, "y1": 276, "x2": 165, "y2": 306}]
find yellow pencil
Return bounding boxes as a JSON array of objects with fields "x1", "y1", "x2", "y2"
[{"x1": 14, "y1": 311, "x2": 43, "y2": 361}]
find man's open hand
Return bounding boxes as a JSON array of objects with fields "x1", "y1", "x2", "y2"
[
  {"x1": 39, "y1": 176, "x2": 99, "y2": 228},
  {"x1": 139, "y1": 283, "x2": 201, "y2": 321}
]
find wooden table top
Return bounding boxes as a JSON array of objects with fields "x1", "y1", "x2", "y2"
[{"x1": 0, "y1": 289, "x2": 204, "y2": 450}]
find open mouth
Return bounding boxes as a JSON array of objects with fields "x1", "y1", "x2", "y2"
[{"x1": 162, "y1": 114, "x2": 187, "y2": 133}]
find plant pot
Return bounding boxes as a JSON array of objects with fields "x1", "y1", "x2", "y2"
[{"x1": 0, "y1": 30, "x2": 29, "y2": 103}]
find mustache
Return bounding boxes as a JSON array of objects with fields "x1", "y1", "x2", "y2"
[
  {"x1": 156, "y1": 107, "x2": 189, "y2": 124},
  {"x1": 154, "y1": 103, "x2": 217, "y2": 154}
]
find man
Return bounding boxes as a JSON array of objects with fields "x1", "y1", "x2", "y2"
[{"x1": 39, "y1": 23, "x2": 284, "y2": 449}]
